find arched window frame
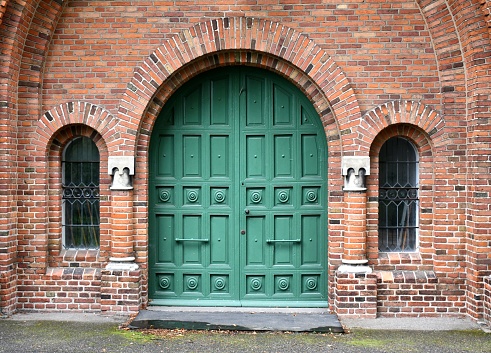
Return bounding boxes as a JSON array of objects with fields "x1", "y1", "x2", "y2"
[
  {"x1": 46, "y1": 126, "x2": 110, "y2": 267},
  {"x1": 61, "y1": 136, "x2": 100, "y2": 249},
  {"x1": 378, "y1": 136, "x2": 419, "y2": 253}
]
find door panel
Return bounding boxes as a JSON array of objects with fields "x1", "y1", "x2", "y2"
[
  {"x1": 156, "y1": 214, "x2": 174, "y2": 263},
  {"x1": 183, "y1": 87, "x2": 202, "y2": 125},
  {"x1": 246, "y1": 136, "x2": 266, "y2": 178},
  {"x1": 158, "y1": 135, "x2": 175, "y2": 177},
  {"x1": 274, "y1": 135, "x2": 293, "y2": 177},
  {"x1": 301, "y1": 134, "x2": 320, "y2": 177},
  {"x1": 272, "y1": 215, "x2": 296, "y2": 265},
  {"x1": 273, "y1": 84, "x2": 293, "y2": 126},
  {"x1": 246, "y1": 216, "x2": 266, "y2": 266},
  {"x1": 209, "y1": 215, "x2": 229, "y2": 264},
  {"x1": 149, "y1": 67, "x2": 327, "y2": 307},
  {"x1": 211, "y1": 77, "x2": 229, "y2": 125},
  {"x1": 301, "y1": 215, "x2": 321, "y2": 265},
  {"x1": 210, "y1": 135, "x2": 230, "y2": 177},
  {"x1": 245, "y1": 76, "x2": 265, "y2": 126},
  {"x1": 182, "y1": 135, "x2": 201, "y2": 177}
]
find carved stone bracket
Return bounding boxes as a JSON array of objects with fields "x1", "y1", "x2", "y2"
[
  {"x1": 342, "y1": 156, "x2": 370, "y2": 191},
  {"x1": 108, "y1": 156, "x2": 135, "y2": 190}
]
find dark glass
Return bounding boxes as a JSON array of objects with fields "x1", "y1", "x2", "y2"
[
  {"x1": 378, "y1": 137, "x2": 419, "y2": 252},
  {"x1": 62, "y1": 137, "x2": 100, "y2": 249}
]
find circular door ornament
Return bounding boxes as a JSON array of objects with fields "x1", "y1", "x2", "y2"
[
  {"x1": 250, "y1": 191, "x2": 262, "y2": 203},
  {"x1": 305, "y1": 277, "x2": 318, "y2": 290},
  {"x1": 278, "y1": 190, "x2": 289, "y2": 203},
  {"x1": 160, "y1": 190, "x2": 171, "y2": 202},
  {"x1": 306, "y1": 190, "x2": 317, "y2": 202},
  {"x1": 187, "y1": 190, "x2": 199, "y2": 203},
  {"x1": 159, "y1": 276, "x2": 171, "y2": 290},
  {"x1": 187, "y1": 277, "x2": 199, "y2": 290},
  {"x1": 214, "y1": 190, "x2": 225, "y2": 203},
  {"x1": 278, "y1": 278, "x2": 290, "y2": 291},
  {"x1": 250, "y1": 278, "x2": 262, "y2": 291},
  {"x1": 214, "y1": 277, "x2": 226, "y2": 290}
]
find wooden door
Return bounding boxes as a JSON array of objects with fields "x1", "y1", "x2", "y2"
[{"x1": 149, "y1": 67, "x2": 328, "y2": 307}]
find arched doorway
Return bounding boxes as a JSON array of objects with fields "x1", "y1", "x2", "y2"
[{"x1": 149, "y1": 67, "x2": 328, "y2": 307}]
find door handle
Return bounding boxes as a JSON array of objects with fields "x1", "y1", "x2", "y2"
[
  {"x1": 244, "y1": 209, "x2": 250, "y2": 214},
  {"x1": 175, "y1": 238, "x2": 209, "y2": 242},
  {"x1": 266, "y1": 239, "x2": 301, "y2": 243}
]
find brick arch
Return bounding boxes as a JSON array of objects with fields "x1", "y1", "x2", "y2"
[
  {"x1": 36, "y1": 101, "x2": 118, "y2": 151},
  {"x1": 367, "y1": 123, "x2": 435, "y2": 267},
  {"x1": 369, "y1": 123, "x2": 435, "y2": 160},
  {"x1": 0, "y1": 0, "x2": 9, "y2": 24},
  {"x1": 120, "y1": 17, "x2": 362, "y2": 156},
  {"x1": 17, "y1": 0, "x2": 65, "y2": 126},
  {"x1": 360, "y1": 100, "x2": 445, "y2": 148},
  {"x1": 46, "y1": 124, "x2": 111, "y2": 266},
  {"x1": 29, "y1": 102, "x2": 114, "y2": 269},
  {"x1": 139, "y1": 50, "x2": 340, "y2": 152}
]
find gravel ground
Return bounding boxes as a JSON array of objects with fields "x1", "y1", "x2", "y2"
[{"x1": 0, "y1": 318, "x2": 490, "y2": 353}]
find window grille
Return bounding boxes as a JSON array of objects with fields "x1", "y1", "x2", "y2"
[
  {"x1": 62, "y1": 137, "x2": 100, "y2": 249},
  {"x1": 378, "y1": 137, "x2": 419, "y2": 252}
]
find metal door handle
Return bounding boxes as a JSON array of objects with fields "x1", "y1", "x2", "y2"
[
  {"x1": 244, "y1": 209, "x2": 250, "y2": 214},
  {"x1": 266, "y1": 239, "x2": 301, "y2": 243},
  {"x1": 175, "y1": 238, "x2": 209, "y2": 242}
]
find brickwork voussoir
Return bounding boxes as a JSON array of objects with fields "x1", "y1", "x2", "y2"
[
  {"x1": 120, "y1": 17, "x2": 358, "y2": 157},
  {"x1": 38, "y1": 102, "x2": 117, "y2": 148}
]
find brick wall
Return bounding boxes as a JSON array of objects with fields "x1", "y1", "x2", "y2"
[
  {"x1": 17, "y1": 268, "x2": 101, "y2": 311},
  {"x1": 334, "y1": 272, "x2": 377, "y2": 318},
  {"x1": 484, "y1": 277, "x2": 491, "y2": 327},
  {"x1": 376, "y1": 271, "x2": 466, "y2": 317},
  {"x1": 0, "y1": 0, "x2": 490, "y2": 320},
  {"x1": 100, "y1": 270, "x2": 142, "y2": 313}
]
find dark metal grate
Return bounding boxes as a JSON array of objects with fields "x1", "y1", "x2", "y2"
[
  {"x1": 378, "y1": 137, "x2": 419, "y2": 252},
  {"x1": 62, "y1": 137, "x2": 100, "y2": 249}
]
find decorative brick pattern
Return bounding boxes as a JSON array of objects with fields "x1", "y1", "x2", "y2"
[
  {"x1": 376, "y1": 271, "x2": 466, "y2": 317},
  {"x1": 484, "y1": 277, "x2": 491, "y2": 327},
  {"x1": 334, "y1": 272, "x2": 378, "y2": 319},
  {"x1": 100, "y1": 270, "x2": 142, "y2": 313},
  {"x1": 0, "y1": 268, "x2": 16, "y2": 316},
  {"x1": 343, "y1": 192, "x2": 368, "y2": 263},
  {"x1": 17, "y1": 268, "x2": 101, "y2": 311},
  {"x1": 0, "y1": 0, "x2": 8, "y2": 24}
]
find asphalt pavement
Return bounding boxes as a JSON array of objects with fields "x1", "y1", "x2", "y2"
[{"x1": 0, "y1": 312, "x2": 489, "y2": 353}]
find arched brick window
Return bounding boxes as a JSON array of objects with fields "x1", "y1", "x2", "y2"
[
  {"x1": 378, "y1": 136, "x2": 419, "y2": 252},
  {"x1": 62, "y1": 136, "x2": 100, "y2": 248}
]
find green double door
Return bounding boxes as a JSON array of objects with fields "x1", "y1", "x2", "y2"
[{"x1": 149, "y1": 67, "x2": 328, "y2": 307}]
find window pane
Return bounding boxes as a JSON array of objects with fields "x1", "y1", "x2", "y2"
[
  {"x1": 378, "y1": 137, "x2": 419, "y2": 252},
  {"x1": 62, "y1": 137, "x2": 100, "y2": 249}
]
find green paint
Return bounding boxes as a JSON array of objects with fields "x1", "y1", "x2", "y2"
[{"x1": 149, "y1": 67, "x2": 328, "y2": 307}]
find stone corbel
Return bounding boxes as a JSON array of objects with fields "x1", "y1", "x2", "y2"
[
  {"x1": 108, "y1": 156, "x2": 135, "y2": 190},
  {"x1": 342, "y1": 156, "x2": 370, "y2": 191}
]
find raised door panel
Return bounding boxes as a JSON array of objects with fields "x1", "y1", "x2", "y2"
[
  {"x1": 274, "y1": 135, "x2": 294, "y2": 178},
  {"x1": 273, "y1": 84, "x2": 293, "y2": 126},
  {"x1": 244, "y1": 75, "x2": 265, "y2": 126},
  {"x1": 210, "y1": 135, "x2": 230, "y2": 178}
]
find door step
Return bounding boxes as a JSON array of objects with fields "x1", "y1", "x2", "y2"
[{"x1": 128, "y1": 307, "x2": 344, "y2": 333}]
